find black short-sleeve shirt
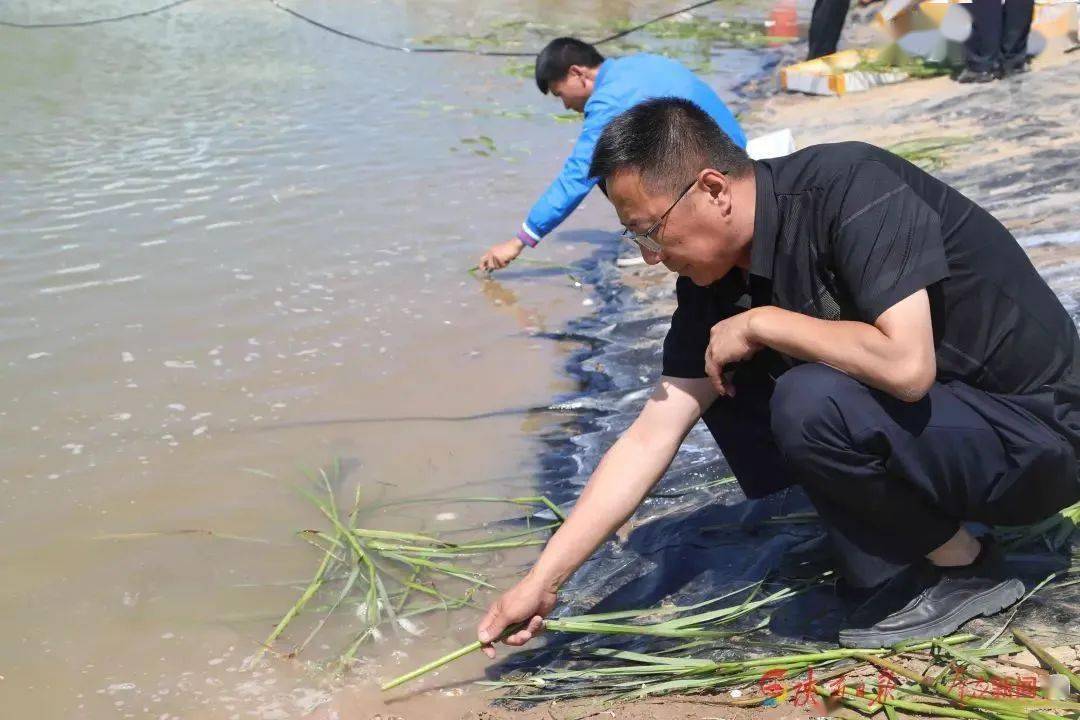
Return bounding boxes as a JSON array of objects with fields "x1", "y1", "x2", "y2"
[{"x1": 662, "y1": 141, "x2": 1080, "y2": 399}]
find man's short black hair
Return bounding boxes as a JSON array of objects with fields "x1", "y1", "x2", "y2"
[
  {"x1": 535, "y1": 37, "x2": 605, "y2": 94},
  {"x1": 589, "y1": 97, "x2": 752, "y2": 197}
]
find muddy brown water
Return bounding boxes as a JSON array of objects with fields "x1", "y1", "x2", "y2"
[{"x1": 0, "y1": 0, "x2": 789, "y2": 716}]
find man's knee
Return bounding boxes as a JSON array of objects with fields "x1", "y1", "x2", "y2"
[{"x1": 769, "y1": 363, "x2": 863, "y2": 463}]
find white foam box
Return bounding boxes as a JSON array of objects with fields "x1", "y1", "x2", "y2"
[
  {"x1": 778, "y1": 49, "x2": 908, "y2": 96},
  {"x1": 746, "y1": 129, "x2": 797, "y2": 160}
]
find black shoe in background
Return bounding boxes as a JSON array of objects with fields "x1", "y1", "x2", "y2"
[
  {"x1": 1001, "y1": 59, "x2": 1032, "y2": 78},
  {"x1": 956, "y1": 68, "x2": 996, "y2": 84},
  {"x1": 838, "y1": 540, "x2": 1025, "y2": 648}
]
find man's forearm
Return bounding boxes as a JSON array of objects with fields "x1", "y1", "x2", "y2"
[
  {"x1": 746, "y1": 304, "x2": 935, "y2": 401},
  {"x1": 527, "y1": 426, "x2": 680, "y2": 592}
]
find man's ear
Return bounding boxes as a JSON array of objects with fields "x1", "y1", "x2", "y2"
[
  {"x1": 698, "y1": 168, "x2": 735, "y2": 216},
  {"x1": 699, "y1": 168, "x2": 731, "y2": 201}
]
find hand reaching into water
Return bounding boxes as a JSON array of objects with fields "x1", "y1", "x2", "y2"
[
  {"x1": 476, "y1": 574, "x2": 557, "y2": 658},
  {"x1": 478, "y1": 237, "x2": 525, "y2": 272}
]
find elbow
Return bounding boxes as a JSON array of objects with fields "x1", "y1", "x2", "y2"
[{"x1": 888, "y1": 356, "x2": 936, "y2": 403}]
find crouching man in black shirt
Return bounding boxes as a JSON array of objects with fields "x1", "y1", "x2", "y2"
[{"x1": 477, "y1": 98, "x2": 1080, "y2": 652}]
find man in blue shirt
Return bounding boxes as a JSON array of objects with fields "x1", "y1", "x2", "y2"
[{"x1": 478, "y1": 37, "x2": 746, "y2": 272}]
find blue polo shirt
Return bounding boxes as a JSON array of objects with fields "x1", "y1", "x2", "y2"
[{"x1": 520, "y1": 54, "x2": 746, "y2": 244}]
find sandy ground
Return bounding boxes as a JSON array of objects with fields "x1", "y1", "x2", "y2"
[{"x1": 314, "y1": 42, "x2": 1080, "y2": 720}]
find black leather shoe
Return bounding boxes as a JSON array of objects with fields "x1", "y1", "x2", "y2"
[{"x1": 838, "y1": 542, "x2": 1024, "y2": 648}]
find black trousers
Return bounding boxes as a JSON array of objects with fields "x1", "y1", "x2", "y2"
[
  {"x1": 808, "y1": 0, "x2": 851, "y2": 60},
  {"x1": 965, "y1": 0, "x2": 1035, "y2": 73},
  {"x1": 702, "y1": 363, "x2": 1080, "y2": 588}
]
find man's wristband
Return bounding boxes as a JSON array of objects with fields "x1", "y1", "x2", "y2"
[{"x1": 516, "y1": 227, "x2": 539, "y2": 248}]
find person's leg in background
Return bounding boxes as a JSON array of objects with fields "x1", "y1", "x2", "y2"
[
  {"x1": 768, "y1": 362, "x2": 1080, "y2": 646},
  {"x1": 1000, "y1": 0, "x2": 1035, "y2": 74},
  {"x1": 807, "y1": 0, "x2": 852, "y2": 60},
  {"x1": 960, "y1": 0, "x2": 1004, "y2": 82}
]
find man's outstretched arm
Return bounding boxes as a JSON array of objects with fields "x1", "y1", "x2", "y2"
[
  {"x1": 478, "y1": 95, "x2": 620, "y2": 272},
  {"x1": 476, "y1": 375, "x2": 718, "y2": 655}
]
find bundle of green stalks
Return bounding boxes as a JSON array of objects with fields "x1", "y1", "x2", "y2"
[
  {"x1": 250, "y1": 461, "x2": 565, "y2": 668},
  {"x1": 855, "y1": 55, "x2": 952, "y2": 80},
  {"x1": 485, "y1": 634, "x2": 985, "y2": 703},
  {"x1": 483, "y1": 632, "x2": 1080, "y2": 718},
  {"x1": 381, "y1": 577, "x2": 817, "y2": 692}
]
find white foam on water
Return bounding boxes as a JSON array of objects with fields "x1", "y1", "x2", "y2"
[
  {"x1": 58, "y1": 199, "x2": 140, "y2": 220},
  {"x1": 55, "y1": 263, "x2": 102, "y2": 275},
  {"x1": 173, "y1": 215, "x2": 207, "y2": 225},
  {"x1": 40, "y1": 275, "x2": 142, "y2": 295}
]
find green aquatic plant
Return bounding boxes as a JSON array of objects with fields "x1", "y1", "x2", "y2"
[
  {"x1": 249, "y1": 461, "x2": 565, "y2": 668},
  {"x1": 413, "y1": 13, "x2": 789, "y2": 72},
  {"x1": 458, "y1": 135, "x2": 498, "y2": 157},
  {"x1": 646, "y1": 16, "x2": 794, "y2": 47},
  {"x1": 549, "y1": 112, "x2": 581, "y2": 123},
  {"x1": 382, "y1": 577, "x2": 826, "y2": 692},
  {"x1": 501, "y1": 60, "x2": 534, "y2": 80}
]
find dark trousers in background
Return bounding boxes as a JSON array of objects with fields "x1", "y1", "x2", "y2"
[
  {"x1": 702, "y1": 362, "x2": 1080, "y2": 588},
  {"x1": 965, "y1": 0, "x2": 1035, "y2": 73},
  {"x1": 808, "y1": 0, "x2": 851, "y2": 59}
]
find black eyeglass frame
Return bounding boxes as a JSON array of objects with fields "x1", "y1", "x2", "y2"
[{"x1": 619, "y1": 178, "x2": 697, "y2": 254}]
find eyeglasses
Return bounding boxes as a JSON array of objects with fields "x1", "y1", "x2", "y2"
[{"x1": 620, "y1": 179, "x2": 696, "y2": 254}]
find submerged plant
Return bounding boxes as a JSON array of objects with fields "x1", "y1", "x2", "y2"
[{"x1": 646, "y1": 16, "x2": 794, "y2": 48}]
